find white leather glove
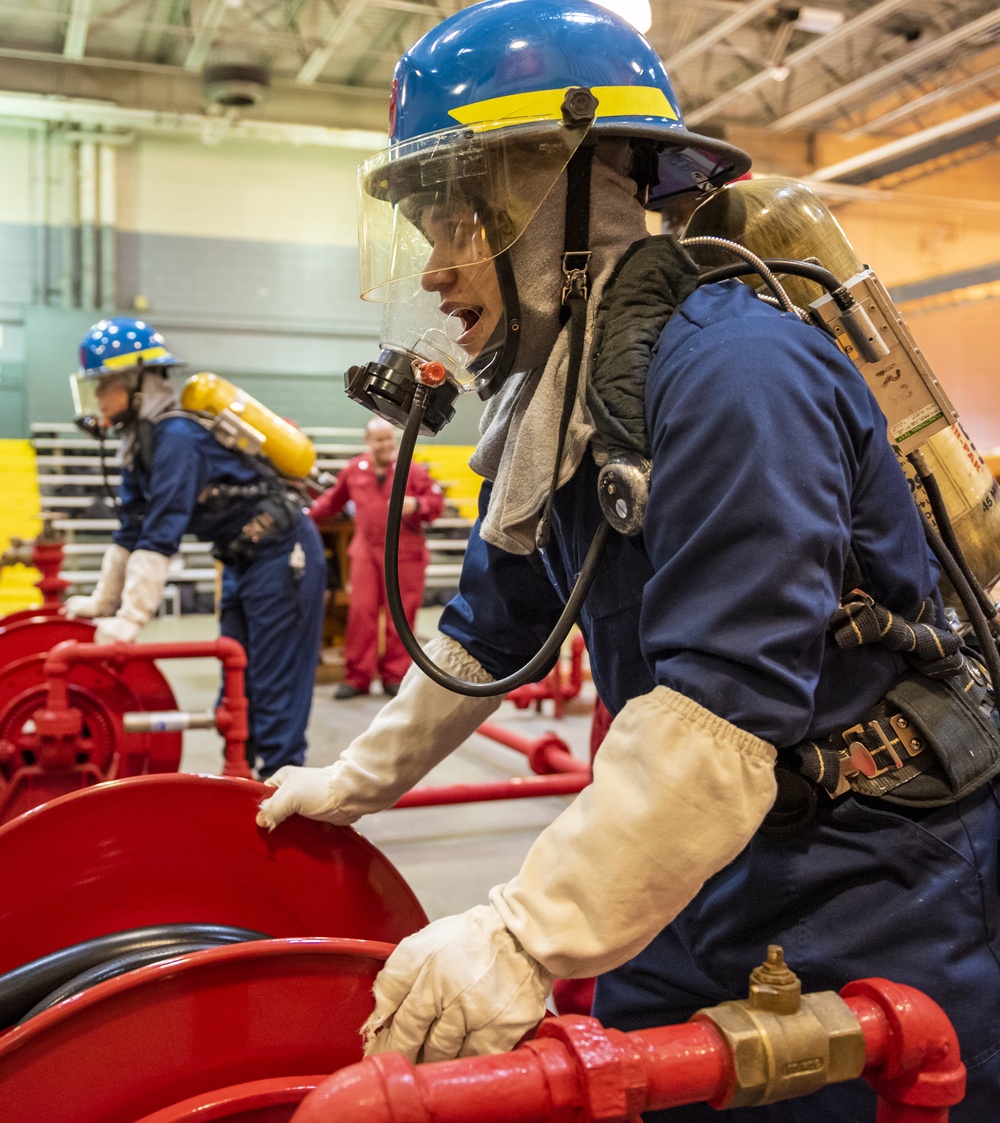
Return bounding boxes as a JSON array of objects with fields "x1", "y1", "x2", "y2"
[
  {"x1": 64, "y1": 543, "x2": 130, "y2": 618},
  {"x1": 92, "y1": 549, "x2": 169, "y2": 646},
  {"x1": 256, "y1": 635, "x2": 500, "y2": 830},
  {"x1": 364, "y1": 687, "x2": 777, "y2": 1066},
  {"x1": 362, "y1": 904, "x2": 551, "y2": 1064},
  {"x1": 94, "y1": 616, "x2": 142, "y2": 644}
]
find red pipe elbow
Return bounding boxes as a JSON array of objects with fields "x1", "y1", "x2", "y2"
[{"x1": 842, "y1": 978, "x2": 966, "y2": 1117}]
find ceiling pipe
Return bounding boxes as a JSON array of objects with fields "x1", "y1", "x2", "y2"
[
  {"x1": 0, "y1": 90, "x2": 385, "y2": 151},
  {"x1": 811, "y1": 100, "x2": 1000, "y2": 183},
  {"x1": 63, "y1": 0, "x2": 93, "y2": 60},
  {"x1": 842, "y1": 59, "x2": 1000, "y2": 140},
  {"x1": 663, "y1": 0, "x2": 776, "y2": 71},
  {"x1": 770, "y1": 7, "x2": 1000, "y2": 133},
  {"x1": 685, "y1": 0, "x2": 914, "y2": 126},
  {"x1": 184, "y1": 0, "x2": 229, "y2": 72},
  {"x1": 296, "y1": 0, "x2": 371, "y2": 84}
]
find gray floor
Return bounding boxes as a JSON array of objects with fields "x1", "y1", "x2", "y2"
[{"x1": 143, "y1": 611, "x2": 596, "y2": 922}]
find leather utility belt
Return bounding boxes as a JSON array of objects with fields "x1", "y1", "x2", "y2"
[
  {"x1": 787, "y1": 653, "x2": 1000, "y2": 809},
  {"x1": 210, "y1": 488, "x2": 301, "y2": 569}
]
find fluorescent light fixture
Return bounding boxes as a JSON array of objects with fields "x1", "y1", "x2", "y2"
[
  {"x1": 794, "y1": 6, "x2": 845, "y2": 35},
  {"x1": 595, "y1": 0, "x2": 653, "y2": 34}
]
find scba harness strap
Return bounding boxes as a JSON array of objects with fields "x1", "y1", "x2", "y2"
[
  {"x1": 777, "y1": 583, "x2": 1000, "y2": 817},
  {"x1": 137, "y1": 410, "x2": 303, "y2": 569}
]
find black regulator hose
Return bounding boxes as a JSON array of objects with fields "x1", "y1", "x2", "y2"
[
  {"x1": 384, "y1": 385, "x2": 612, "y2": 698},
  {"x1": 917, "y1": 508, "x2": 1000, "y2": 703},
  {"x1": 908, "y1": 451, "x2": 1000, "y2": 632},
  {"x1": 0, "y1": 923, "x2": 267, "y2": 1028}
]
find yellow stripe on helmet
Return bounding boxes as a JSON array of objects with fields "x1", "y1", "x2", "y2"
[
  {"x1": 447, "y1": 85, "x2": 678, "y2": 131},
  {"x1": 101, "y1": 345, "x2": 169, "y2": 370}
]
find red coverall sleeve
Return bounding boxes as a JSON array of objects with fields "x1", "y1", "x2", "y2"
[
  {"x1": 309, "y1": 464, "x2": 352, "y2": 522},
  {"x1": 407, "y1": 463, "x2": 445, "y2": 528}
]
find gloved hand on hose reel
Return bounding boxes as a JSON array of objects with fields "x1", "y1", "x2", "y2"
[
  {"x1": 256, "y1": 634, "x2": 501, "y2": 829},
  {"x1": 63, "y1": 543, "x2": 130, "y2": 620},
  {"x1": 362, "y1": 686, "x2": 777, "y2": 1064},
  {"x1": 92, "y1": 549, "x2": 171, "y2": 645}
]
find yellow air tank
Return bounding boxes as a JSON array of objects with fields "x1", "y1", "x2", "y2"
[
  {"x1": 684, "y1": 177, "x2": 1000, "y2": 614},
  {"x1": 181, "y1": 373, "x2": 316, "y2": 480}
]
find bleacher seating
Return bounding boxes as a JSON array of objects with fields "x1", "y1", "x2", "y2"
[{"x1": 30, "y1": 422, "x2": 473, "y2": 606}]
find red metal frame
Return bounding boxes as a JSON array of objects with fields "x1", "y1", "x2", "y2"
[
  {"x1": 40, "y1": 637, "x2": 253, "y2": 777},
  {"x1": 0, "y1": 619, "x2": 182, "y2": 821},
  {"x1": 292, "y1": 979, "x2": 966, "y2": 1122}
]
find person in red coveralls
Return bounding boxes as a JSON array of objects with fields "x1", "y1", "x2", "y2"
[{"x1": 310, "y1": 417, "x2": 444, "y2": 699}]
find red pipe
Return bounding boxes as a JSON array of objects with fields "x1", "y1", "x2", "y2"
[
  {"x1": 842, "y1": 979, "x2": 966, "y2": 1122},
  {"x1": 392, "y1": 771, "x2": 590, "y2": 808},
  {"x1": 38, "y1": 638, "x2": 252, "y2": 778},
  {"x1": 475, "y1": 722, "x2": 589, "y2": 775},
  {"x1": 505, "y1": 633, "x2": 587, "y2": 719},
  {"x1": 291, "y1": 980, "x2": 965, "y2": 1123},
  {"x1": 389, "y1": 720, "x2": 591, "y2": 809},
  {"x1": 32, "y1": 539, "x2": 70, "y2": 608}
]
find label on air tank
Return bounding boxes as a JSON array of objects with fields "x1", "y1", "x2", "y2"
[{"x1": 891, "y1": 403, "x2": 946, "y2": 445}]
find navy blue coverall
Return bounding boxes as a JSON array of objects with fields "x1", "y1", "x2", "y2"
[
  {"x1": 440, "y1": 281, "x2": 1000, "y2": 1120},
  {"x1": 114, "y1": 415, "x2": 325, "y2": 778}
]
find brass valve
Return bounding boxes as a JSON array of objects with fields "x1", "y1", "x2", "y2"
[{"x1": 692, "y1": 946, "x2": 865, "y2": 1109}]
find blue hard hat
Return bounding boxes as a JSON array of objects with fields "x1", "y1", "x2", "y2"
[
  {"x1": 78, "y1": 316, "x2": 185, "y2": 379},
  {"x1": 386, "y1": 0, "x2": 750, "y2": 202}
]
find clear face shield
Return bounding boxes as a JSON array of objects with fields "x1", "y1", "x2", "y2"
[
  {"x1": 69, "y1": 370, "x2": 135, "y2": 439},
  {"x1": 347, "y1": 117, "x2": 590, "y2": 434}
]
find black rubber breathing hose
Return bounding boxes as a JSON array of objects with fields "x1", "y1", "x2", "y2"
[{"x1": 383, "y1": 386, "x2": 611, "y2": 697}]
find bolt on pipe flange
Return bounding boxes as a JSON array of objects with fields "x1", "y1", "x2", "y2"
[{"x1": 692, "y1": 946, "x2": 866, "y2": 1109}]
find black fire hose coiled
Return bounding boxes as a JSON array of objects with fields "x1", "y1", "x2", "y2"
[
  {"x1": 17, "y1": 941, "x2": 225, "y2": 1023},
  {"x1": 0, "y1": 924, "x2": 268, "y2": 1028}
]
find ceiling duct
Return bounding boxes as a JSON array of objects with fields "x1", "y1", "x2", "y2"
[{"x1": 202, "y1": 63, "x2": 270, "y2": 108}]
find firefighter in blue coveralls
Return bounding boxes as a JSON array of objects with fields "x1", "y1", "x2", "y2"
[
  {"x1": 257, "y1": 2, "x2": 1000, "y2": 1117},
  {"x1": 66, "y1": 317, "x2": 325, "y2": 779}
]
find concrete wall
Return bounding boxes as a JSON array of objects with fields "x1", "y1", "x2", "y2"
[{"x1": 0, "y1": 125, "x2": 487, "y2": 444}]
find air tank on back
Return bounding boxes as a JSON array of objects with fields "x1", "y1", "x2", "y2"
[
  {"x1": 683, "y1": 176, "x2": 1000, "y2": 617},
  {"x1": 181, "y1": 372, "x2": 316, "y2": 480}
]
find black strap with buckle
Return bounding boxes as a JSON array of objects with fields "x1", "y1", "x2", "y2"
[{"x1": 783, "y1": 652, "x2": 999, "y2": 809}]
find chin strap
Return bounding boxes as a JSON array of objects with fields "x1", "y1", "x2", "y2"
[{"x1": 536, "y1": 144, "x2": 594, "y2": 551}]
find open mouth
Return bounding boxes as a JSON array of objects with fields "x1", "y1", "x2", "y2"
[{"x1": 442, "y1": 303, "x2": 484, "y2": 349}]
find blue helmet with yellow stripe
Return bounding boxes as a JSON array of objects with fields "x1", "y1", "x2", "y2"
[
  {"x1": 386, "y1": 0, "x2": 749, "y2": 202},
  {"x1": 78, "y1": 316, "x2": 184, "y2": 379},
  {"x1": 353, "y1": 0, "x2": 750, "y2": 412}
]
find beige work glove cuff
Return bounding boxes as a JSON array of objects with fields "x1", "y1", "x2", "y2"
[
  {"x1": 490, "y1": 686, "x2": 777, "y2": 980},
  {"x1": 116, "y1": 549, "x2": 170, "y2": 628},
  {"x1": 64, "y1": 543, "x2": 130, "y2": 618},
  {"x1": 257, "y1": 634, "x2": 501, "y2": 829}
]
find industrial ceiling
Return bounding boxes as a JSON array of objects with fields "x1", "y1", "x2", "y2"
[{"x1": 0, "y1": 0, "x2": 999, "y2": 183}]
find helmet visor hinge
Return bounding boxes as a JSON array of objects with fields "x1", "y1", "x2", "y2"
[{"x1": 561, "y1": 87, "x2": 599, "y2": 128}]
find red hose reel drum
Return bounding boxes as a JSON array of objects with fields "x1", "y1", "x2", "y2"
[
  {"x1": 0, "y1": 938, "x2": 390, "y2": 1123},
  {"x1": 0, "y1": 614, "x2": 182, "y2": 821},
  {"x1": 0, "y1": 774, "x2": 428, "y2": 975}
]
